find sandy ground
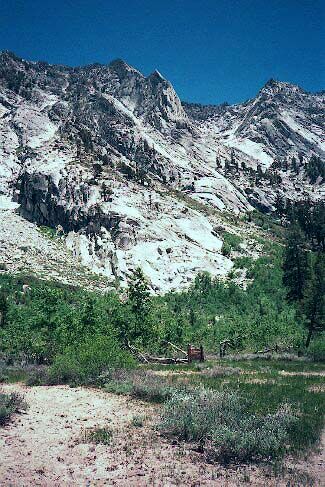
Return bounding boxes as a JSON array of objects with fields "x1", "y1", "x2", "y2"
[{"x1": 0, "y1": 383, "x2": 324, "y2": 486}]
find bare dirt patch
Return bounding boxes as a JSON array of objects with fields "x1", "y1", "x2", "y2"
[{"x1": 0, "y1": 383, "x2": 323, "y2": 486}]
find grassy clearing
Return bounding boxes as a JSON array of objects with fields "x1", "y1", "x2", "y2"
[
  {"x1": 100, "y1": 358, "x2": 324, "y2": 462},
  {"x1": 215, "y1": 357, "x2": 325, "y2": 373},
  {"x1": 0, "y1": 392, "x2": 28, "y2": 425},
  {"x1": 176, "y1": 359, "x2": 325, "y2": 457}
]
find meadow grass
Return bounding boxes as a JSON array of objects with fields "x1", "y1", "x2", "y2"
[
  {"x1": 102, "y1": 357, "x2": 324, "y2": 460},
  {"x1": 177, "y1": 358, "x2": 325, "y2": 456}
]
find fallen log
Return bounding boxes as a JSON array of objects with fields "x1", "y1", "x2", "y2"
[
  {"x1": 255, "y1": 348, "x2": 272, "y2": 354},
  {"x1": 145, "y1": 356, "x2": 188, "y2": 364}
]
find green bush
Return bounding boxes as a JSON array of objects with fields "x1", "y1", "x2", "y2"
[
  {"x1": 0, "y1": 392, "x2": 28, "y2": 425},
  {"x1": 49, "y1": 335, "x2": 135, "y2": 385},
  {"x1": 38, "y1": 226, "x2": 58, "y2": 240},
  {"x1": 233, "y1": 256, "x2": 254, "y2": 270},
  {"x1": 221, "y1": 232, "x2": 242, "y2": 256},
  {"x1": 0, "y1": 274, "x2": 134, "y2": 363},
  {"x1": 104, "y1": 381, "x2": 133, "y2": 395},
  {"x1": 160, "y1": 388, "x2": 296, "y2": 464},
  {"x1": 25, "y1": 367, "x2": 50, "y2": 386},
  {"x1": 101, "y1": 368, "x2": 139, "y2": 393},
  {"x1": 131, "y1": 414, "x2": 146, "y2": 427},
  {"x1": 306, "y1": 335, "x2": 325, "y2": 362}
]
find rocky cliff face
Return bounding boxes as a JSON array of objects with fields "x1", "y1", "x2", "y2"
[
  {"x1": 0, "y1": 51, "x2": 324, "y2": 291},
  {"x1": 184, "y1": 79, "x2": 324, "y2": 167}
]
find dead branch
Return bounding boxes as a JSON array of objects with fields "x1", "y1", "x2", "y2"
[
  {"x1": 163, "y1": 340, "x2": 187, "y2": 356},
  {"x1": 126, "y1": 340, "x2": 149, "y2": 363}
]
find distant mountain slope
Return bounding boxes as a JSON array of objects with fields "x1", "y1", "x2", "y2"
[
  {"x1": 0, "y1": 51, "x2": 324, "y2": 291},
  {"x1": 184, "y1": 79, "x2": 324, "y2": 167}
]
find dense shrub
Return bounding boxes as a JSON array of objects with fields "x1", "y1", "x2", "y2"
[
  {"x1": 48, "y1": 335, "x2": 135, "y2": 385},
  {"x1": 151, "y1": 245, "x2": 304, "y2": 353},
  {"x1": 25, "y1": 367, "x2": 51, "y2": 386},
  {"x1": 160, "y1": 388, "x2": 296, "y2": 464},
  {"x1": 0, "y1": 392, "x2": 28, "y2": 425},
  {"x1": 0, "y1": 275, "x2": 138, "y2": 383},
  {"x1": 130, "y1": 372, "x2": 176, "y2": 402},
  {"x1": 221, "y1": 232, "x2": 242, "y2": 256},
  {"x1": 306, "y1": 335, "x2": 325, "y2": 362},
  {"x1": 232, "y1": 256, "x2": 254, "y2": 270}
]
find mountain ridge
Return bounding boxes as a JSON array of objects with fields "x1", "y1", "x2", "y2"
[
  {"x1": 1, "y1": 50, "x2": 321, "y2": 101},
  {"x1": 0, "y1": 51, "x2": 324, "y2": 292}
]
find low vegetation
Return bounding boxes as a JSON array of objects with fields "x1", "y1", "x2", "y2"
[
  {"x1": 102, "y1": 369, "x2": 178, "y2": 402},
  {"x1": 221, "y1": 231, "x2": 242, "y2": 256},
  {"x1": 160, "y1": 388, "x2": 296, "y2": 464},
  {"x1": 0, "y1": 392, "x2": 27, "y2": 425},
  {"x1": 0, "y1": 220, "x2": 323, "y2": 370},
  {"x1": 81, "y1": 426, "x2": 113, "y2": 445}
]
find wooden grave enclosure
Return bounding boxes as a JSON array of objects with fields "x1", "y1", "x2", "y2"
[{"x1": 187, "y1": 344, "x2": 204, "y2": 363}]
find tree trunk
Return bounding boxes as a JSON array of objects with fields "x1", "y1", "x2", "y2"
[{"x1": 305, "y1": 328, "x2": 313, "y2": 348}]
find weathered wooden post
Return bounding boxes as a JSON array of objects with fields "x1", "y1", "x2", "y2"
[
  {"x1": 219, "y1": 341, "x2": 223, "y2": 358},
  {"x1": 200, "y1": 345, "x2": 204, "y2": 362},
  {"x1": 187, "y1": 344, "x2": 192, "y2": 363}
]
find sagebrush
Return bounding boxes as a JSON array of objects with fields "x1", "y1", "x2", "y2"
[{"x1": 160, "y1": 388, "x2": 296, "y2": 463}]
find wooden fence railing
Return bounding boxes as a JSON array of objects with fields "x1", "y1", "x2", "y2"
[{"x1": 127, "y1": 340, "x2": 205, "y2": 364}]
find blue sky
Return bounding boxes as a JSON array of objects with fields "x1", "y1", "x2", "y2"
[{"x1": 1, "y1": 0, "x2": 323, "y2": 104}]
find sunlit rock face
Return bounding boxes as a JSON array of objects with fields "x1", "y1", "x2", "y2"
[{"x1": 0, "y1": 51, "x2": 323, "y2": 291}]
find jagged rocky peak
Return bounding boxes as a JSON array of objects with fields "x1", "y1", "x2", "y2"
[
  {"x1": 258, "y1": 78, "x2": 308, "y2": 101},
  {"x1": 260, "y1": 78, "x2": 290, "y2": 93},
  {"x1": 0, "y1": 51, "x2": 26, "y2": 82},
  {"x1": 108, "y1": 58, "x2": 143, "y2": 78},
  {"x1": 189, "y1": 75, "x2": 325, "y2": 166},
  {"x1": 147, "y1": 69, "x2": 165, "y2": 82},
  {"x1": 140, "y1": 69, "x2": 187, "y2": 126}
]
